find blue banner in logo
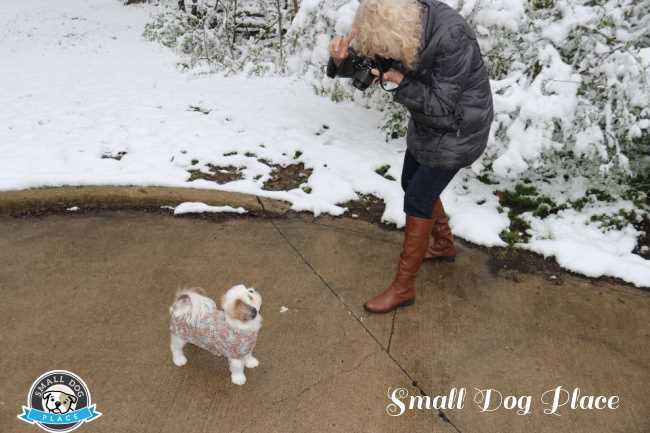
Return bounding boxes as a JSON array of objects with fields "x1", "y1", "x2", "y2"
[{"x1": 18, "y1": 405, "x2": 102, "y2": 425}]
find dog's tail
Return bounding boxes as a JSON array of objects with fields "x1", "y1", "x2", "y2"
[{"x1": 170, "y1": 289, "x2": 217, "y2": 327}]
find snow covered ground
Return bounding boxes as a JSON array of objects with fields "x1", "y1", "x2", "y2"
[{"x1": 2, "y1": 0, "x2": 648, "y2": 287}]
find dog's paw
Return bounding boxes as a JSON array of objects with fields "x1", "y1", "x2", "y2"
[
  {"x1": 231, "y1": 374, "x2": 247, "y2": 386},
  {"x1": 244, "y1": 356, "x2": 259, "y2": 368},
  {"x1": 173, "y1": 355, "x2": 188, "y2": 367}
]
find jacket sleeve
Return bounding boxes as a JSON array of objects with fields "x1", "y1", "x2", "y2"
[
  {"x1": 326, "y1": 56, "x2": 356, "y2": 79},
  {"x1": 393, "y1": 25, "x2": 474, "y2": 132}
]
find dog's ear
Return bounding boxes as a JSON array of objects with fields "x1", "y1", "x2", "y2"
[
  {"x1": 68, "y1": 394, "x2": 77, "y2": 403},
  {"x1": 232, "y1": 299, "x2": 248, "y2": 321},
  {"x1": 43, "y1": 392, "x2": 51, "y2": 400}
]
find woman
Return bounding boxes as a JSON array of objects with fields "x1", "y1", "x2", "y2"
[{"x1": 328, "y1": 0, "x2": 493, "y2": 313}]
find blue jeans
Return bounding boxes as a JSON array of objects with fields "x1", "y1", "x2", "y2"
[{"x1": 401, "y1": 151, "x2": 459, "y2": 218}]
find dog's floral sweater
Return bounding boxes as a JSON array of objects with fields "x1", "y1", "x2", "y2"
[{"x1": 170, "y1": 307, "x2": 258, "y2": 359}]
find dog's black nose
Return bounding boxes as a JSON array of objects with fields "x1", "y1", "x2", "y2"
[
  {"x1": 251, "y1": 308, "x2": 258, "y2": 319},
  {"x1": 55, "y1": 401, "x2": 61, "y2": 407}
]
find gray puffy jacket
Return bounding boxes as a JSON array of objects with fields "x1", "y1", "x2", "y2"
[{"x1": 328, "y1": 0, "x2": 493, "y2": 171}]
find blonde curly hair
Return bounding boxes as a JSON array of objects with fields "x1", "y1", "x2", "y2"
[{"x1": 352, "y1": 0, "x2": 423, "y2": 70}]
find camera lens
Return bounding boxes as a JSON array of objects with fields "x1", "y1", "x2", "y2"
[
  {"x1": 353, "y1": 78, "x2": 370, "y2": 91},
  {"x1": 352, "y1": 69, "x2": 374, "y2": 91}
]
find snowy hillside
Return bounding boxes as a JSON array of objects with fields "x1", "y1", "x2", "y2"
[{"x1": 1, "y1": 0, "x2": 648, "y2": 287}]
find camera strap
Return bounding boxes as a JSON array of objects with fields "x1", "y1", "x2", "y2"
[{"x1": 378, "y1": 72, "x2": 398, "y2": 92}]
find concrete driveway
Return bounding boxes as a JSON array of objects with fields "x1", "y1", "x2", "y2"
[{"x1": 0, "y1": 208, "x2": 648, "y2": 433}]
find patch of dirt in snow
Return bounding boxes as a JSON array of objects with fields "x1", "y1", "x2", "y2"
[
  {"x1": 482, "y1": 244, "x2": 644, "y2": 289},
  {"x1": 187, "y1": 164, "x2": 244, "y2": 184},
  {"x1": 374, "y1": 165, "x2": 396, "y2": 181},
  {"x1": 187, "y1": 105, "x2": 211, "y2": 115},
  {"x1": 486, "y1": 247, "x2": 566, "y2": 284},
  {"x1": 340, "y1": 194, "x2": 387, "y2": 226},
  {"x1": 632, "y1": 216, "x2": 650, "y2": 260},
  {"x1": 101, "y1": 151, "x2": 127, "y2": 161},
  {"x1": 262, "y1": 163, "x2": 312, "y2": 192}
]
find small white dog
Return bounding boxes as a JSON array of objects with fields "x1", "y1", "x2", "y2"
[{"x1": 169, "y1": 284, "x2": 262, "y2": 385}]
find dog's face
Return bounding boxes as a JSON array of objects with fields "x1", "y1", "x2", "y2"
[
  {"x1": 221, "y1": 284, "x2": 262, "y2": 323},
  {"x1": 43, "y1": 391, "x2": 77, "y2": 414}
]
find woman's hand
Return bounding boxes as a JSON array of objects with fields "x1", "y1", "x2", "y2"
[
  {"x1": 371, "y1": 68, "x2": 404, "y2": 85},
  {"x1": 329, "y1": 29, "x2": 358, "y2": 66}
]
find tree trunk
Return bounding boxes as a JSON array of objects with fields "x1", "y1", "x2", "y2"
[
  {"x1": 275, "y1": 0, "x2": 284, "y2": 70},
  {"x1": 231, "y1": 0, "x2": 238, "y2": 55}
]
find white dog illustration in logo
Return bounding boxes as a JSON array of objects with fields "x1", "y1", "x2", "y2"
[{"x1": 42, "y1": 384, "x2": 77, "y2": 414}]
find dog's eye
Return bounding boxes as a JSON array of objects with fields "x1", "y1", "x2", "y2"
[{"x1": 248, "y1": 289, "x2": 254, "y2": 293}]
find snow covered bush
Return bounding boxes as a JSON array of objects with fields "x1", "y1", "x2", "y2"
[
  {"x1": 478, "y1": 0, "x2": 650, "y2": 181},
  {"x1": 143, "y1": 0, "x2": 294, "y2": 74}
]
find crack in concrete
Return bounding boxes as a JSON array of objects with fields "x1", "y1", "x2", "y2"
[
  {"x1": 437, "y1": 410, "x2": 463, "y2": 433},
  {"x1": 269, "y1": 219, "x2": 390, "y2": 353},
  {"x1": 268, "y1": 218, "x2": 462, "y2": 433},
  {"x1": 255, "y1": 196, "x2": 267, "y2": 214}
]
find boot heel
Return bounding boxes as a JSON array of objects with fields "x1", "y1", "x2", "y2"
[{"x1": 400, "y1": 299, "x2": 415, "y2": 307}]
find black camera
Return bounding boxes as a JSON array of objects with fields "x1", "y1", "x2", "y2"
[{"x1": 348, "y1": 48, "x2": 396, "y2": 91}]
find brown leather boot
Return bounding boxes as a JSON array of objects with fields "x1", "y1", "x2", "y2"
[
  {"x1": 364, "y1": 215, "x2": 434, "y2": 314},
  {"x1": 424, "y1": 198, "x2": 457, "y2": 261}
]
